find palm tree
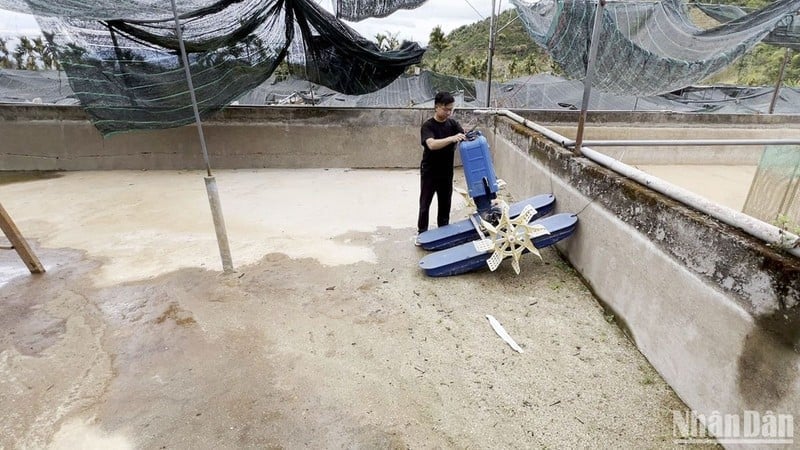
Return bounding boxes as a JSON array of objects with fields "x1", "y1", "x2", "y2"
[
  {"x1": 428, "y1": 26, "x2": 448, "y2": 53},
  {"x1": 14, "y1": 36, "x2": 38, "y2": 70},
  {"x1": 452, "y1": 55, "x2": 465, "y2": 75},
  {"x1": 374, "y1": 32, "x2": 400, "y2": 51},
  {"x1": 0, "y1": 37, "x2": 14, "y2": 69},
  {"x1": 31, "y1": 37, "x2": 53, "y2": 70},
  {"x1": 41, "y1": 32, "x2": 61, "y2": 70},
  {"x1": 508, "y1": 57, "x2": 519, "y2": 78},
  {"x1": 242, "y1": 34, "x2": 265, "y2": 63},
  {"x1": 467, "y1": 57, "x2": 487, "y2": 79},
  {"x1": 374, "y1": 32, "x2": 387, "y2": 49}
]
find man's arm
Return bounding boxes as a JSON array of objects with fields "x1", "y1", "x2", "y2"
[{"x1": 425, "y1": 134, "x2": 466, "y2": 150}]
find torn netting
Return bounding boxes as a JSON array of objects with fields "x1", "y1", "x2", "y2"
[
  {"x1": 286, "y1": 1, "x2": 424, "y2": 95},
  {"x1": 512, "y1": 0, "x2": 800, "y2": 96},
  {"x1": 694, "y1": 2, "x2": 800, "y2": 50},
  {"x1": 335, "y1": 0, "x2": 427, "y2": 21}
]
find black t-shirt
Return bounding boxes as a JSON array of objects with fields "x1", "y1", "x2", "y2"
[{"x1": 420, "y1": 117, "x2": 464, "y2": 176}]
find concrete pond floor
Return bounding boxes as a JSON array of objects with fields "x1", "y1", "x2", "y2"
[{"x1": 0, "y1": 169, "x2": 702, "y2": 448}]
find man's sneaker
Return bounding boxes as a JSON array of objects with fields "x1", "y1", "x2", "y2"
[{"x1": 414, "y1": 235, "x2": 422, "y2": 247}]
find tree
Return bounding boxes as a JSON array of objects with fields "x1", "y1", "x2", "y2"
[
  {"x1": 466, "y1": 57, "x2": 487, "y2": 79},
  {"x1": 508, "y1": 57, "x2": 519, "y2": 78},
  {"x1": 428, "y1": 25, "x2": 447, "y2": 53},
  {"x1": 522, "y1": 54, "x2": 539, "y2": 73},
  {"x1": 41, "y1": 32, "x2": 61, "y2": 70},
  {"x1": 272, "y1": 60, "x2": 290, "y2": 82},
  {"x1": 224, "y1": 43, "x2": 244, "y2": 60},
  {"x1": 374, "y1": 31, "x2": 400, "y2": 51},
  {"x1": 0, "y1": 37, "x2": 14, "y2": 69},
  {"x1": 14, "y1": 36, "x2": 38, "y2": 70},
  {"x1": 452, "y1": 55, "x2": 465, "y2": 74},
  {"x1": 241, "y1": 34, "x2": 265, "y2": 63},
  {"x1": 31, "y1": 36, "x2": 60, "y2": 71}
]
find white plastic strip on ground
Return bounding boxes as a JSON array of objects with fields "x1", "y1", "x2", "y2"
[{"x1": 486, "y1": 315, "x2": 524, "y2": 353}]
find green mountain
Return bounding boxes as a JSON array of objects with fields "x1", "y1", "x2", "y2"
[
  {"x1": 418, "y1": 4, "x2": 799, "y2": 87},
  {"x1": 420, "y1": 9, "x2": 558, "y2": 82}
]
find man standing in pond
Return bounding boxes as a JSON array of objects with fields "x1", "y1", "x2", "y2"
[{"x1": 416, "y1": 91, "x2": 466, "y2": 245}]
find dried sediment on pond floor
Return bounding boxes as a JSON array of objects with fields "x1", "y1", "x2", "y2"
[{"x1": 0, "y1": 169, "x2": 692, "y2": 448}]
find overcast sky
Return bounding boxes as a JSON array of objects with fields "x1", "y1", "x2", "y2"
[
  {"x1": 334, "y1": 0, "x2": 516, "y2": 45},
  {"x1": 0, "y1": 0, "x2": 515, "y2": 45},
  {"x1": 0, "y1": 10, "x2": 40, "y2": 38}
]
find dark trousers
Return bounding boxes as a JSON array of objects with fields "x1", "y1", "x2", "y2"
[{"x1": 417, "y1": 171, "x2": 453, "y2": 233}]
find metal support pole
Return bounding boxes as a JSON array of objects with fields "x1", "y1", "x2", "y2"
[
  {"x1": 170, "y1": 0, "x2": 234, "y2": 273},
  {"x1": 574, "y1": 0, "x2": 606, "y2": 156},
  {"x1": 205, "y1": 177, "x2": 233, "y2": 271},
  {"x1": 768, "y1": 48, "x2": 791, "y2": 114},
  {"x1": 485, "y1": 0, "x2": 497, "y2": 107},
  {"x1": 170, "y1": 0, "x2": 212, "y2": 178}
]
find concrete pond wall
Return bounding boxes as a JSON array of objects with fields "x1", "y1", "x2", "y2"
[
  {"x1": 485, "y1": 117, "x2": 800, "y2": 449},
  {"x1": 520, "y1": 110, "x2": 800, "y2": 166},
  {"x1": 4, "y1": 105, "x2": 800, "y2": 170},
  {"x1": 0, "y1": 105, "x2": 434, "y2": 170},
  {"x1": 2, "y1": 104, "x2": 799, "y2": 446}
]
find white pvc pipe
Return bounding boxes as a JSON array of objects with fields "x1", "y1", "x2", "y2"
[
  {"x1": 476, "y1": 108, "x2": 800, "y2": 258},
  {"x1": 475, "y1": 109, "x2": 570, "y2": 146},
  {"x1": 205, "y1": 176, "x2": 234, "y2": 272},
  {"x1": 171, "y1": 0, "x2": 234, "y2": 273},
  {"x1": 571, "y1": 139, "x2": 800, "y2": 147}
]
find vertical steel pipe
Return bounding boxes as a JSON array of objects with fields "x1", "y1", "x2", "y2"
[
  {"x1": 170, "y1": 0, "x2": 234, "y2": 272},
  {"x1": 575, "y1": 0, "x2": 606, "y2": 156}
]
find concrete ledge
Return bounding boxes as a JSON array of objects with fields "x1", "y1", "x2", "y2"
[
  {"x1": 517, "y1": 111, "x2": 800, "y2": 165},
  {"x1": 5, "y1": 105, "x2": 798, "y2": 125},
  {"x1": 488, "y1": 117, "x2": 800, "y2": 437},
  {"x1": 543, "y1": 124, "x2": 800, "y2": 166},
  {"x1": 515, "y1": 109, "x2": 800, "y2": 126},
  {"x1": 1, "y1": 106, "x2": 492, "y2": 170},
  {"x1": 3, "y1": 105, "x2": 800, "y2": 170}
]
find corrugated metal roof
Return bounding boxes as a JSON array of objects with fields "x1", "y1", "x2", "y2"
[{"x1": 3, "y1": 68, "x2": 800, "y2": 115}]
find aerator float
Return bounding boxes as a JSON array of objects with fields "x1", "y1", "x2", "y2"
[{"x1": 418, "y1": 130, "x2": 578, "y2": 277}]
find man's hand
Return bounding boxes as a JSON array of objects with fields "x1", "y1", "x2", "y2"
[{"x1": 426, "y1": 133, "x2": 467, "y2": 150}]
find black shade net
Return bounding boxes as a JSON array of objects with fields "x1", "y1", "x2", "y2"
[
  {"x1": 335, "y1": 0, "x2": 427, "y2": 21},
  {"x1": 513, "y1": 0, "x2": 800, "y2": 96},
  {"x1": 694, "y1": 2, "x2": 800, "y2": 50},
  {"x1": 0, "y1": 0, "x2": 424, "y2": 135}
]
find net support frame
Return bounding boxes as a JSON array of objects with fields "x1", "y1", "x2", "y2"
[
  {"x1": 575, "y1": 0, "x2": 606, "y2": 156},
  {"x1": 170, "y1": 0, "x2": 234, "y2": 273}
]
